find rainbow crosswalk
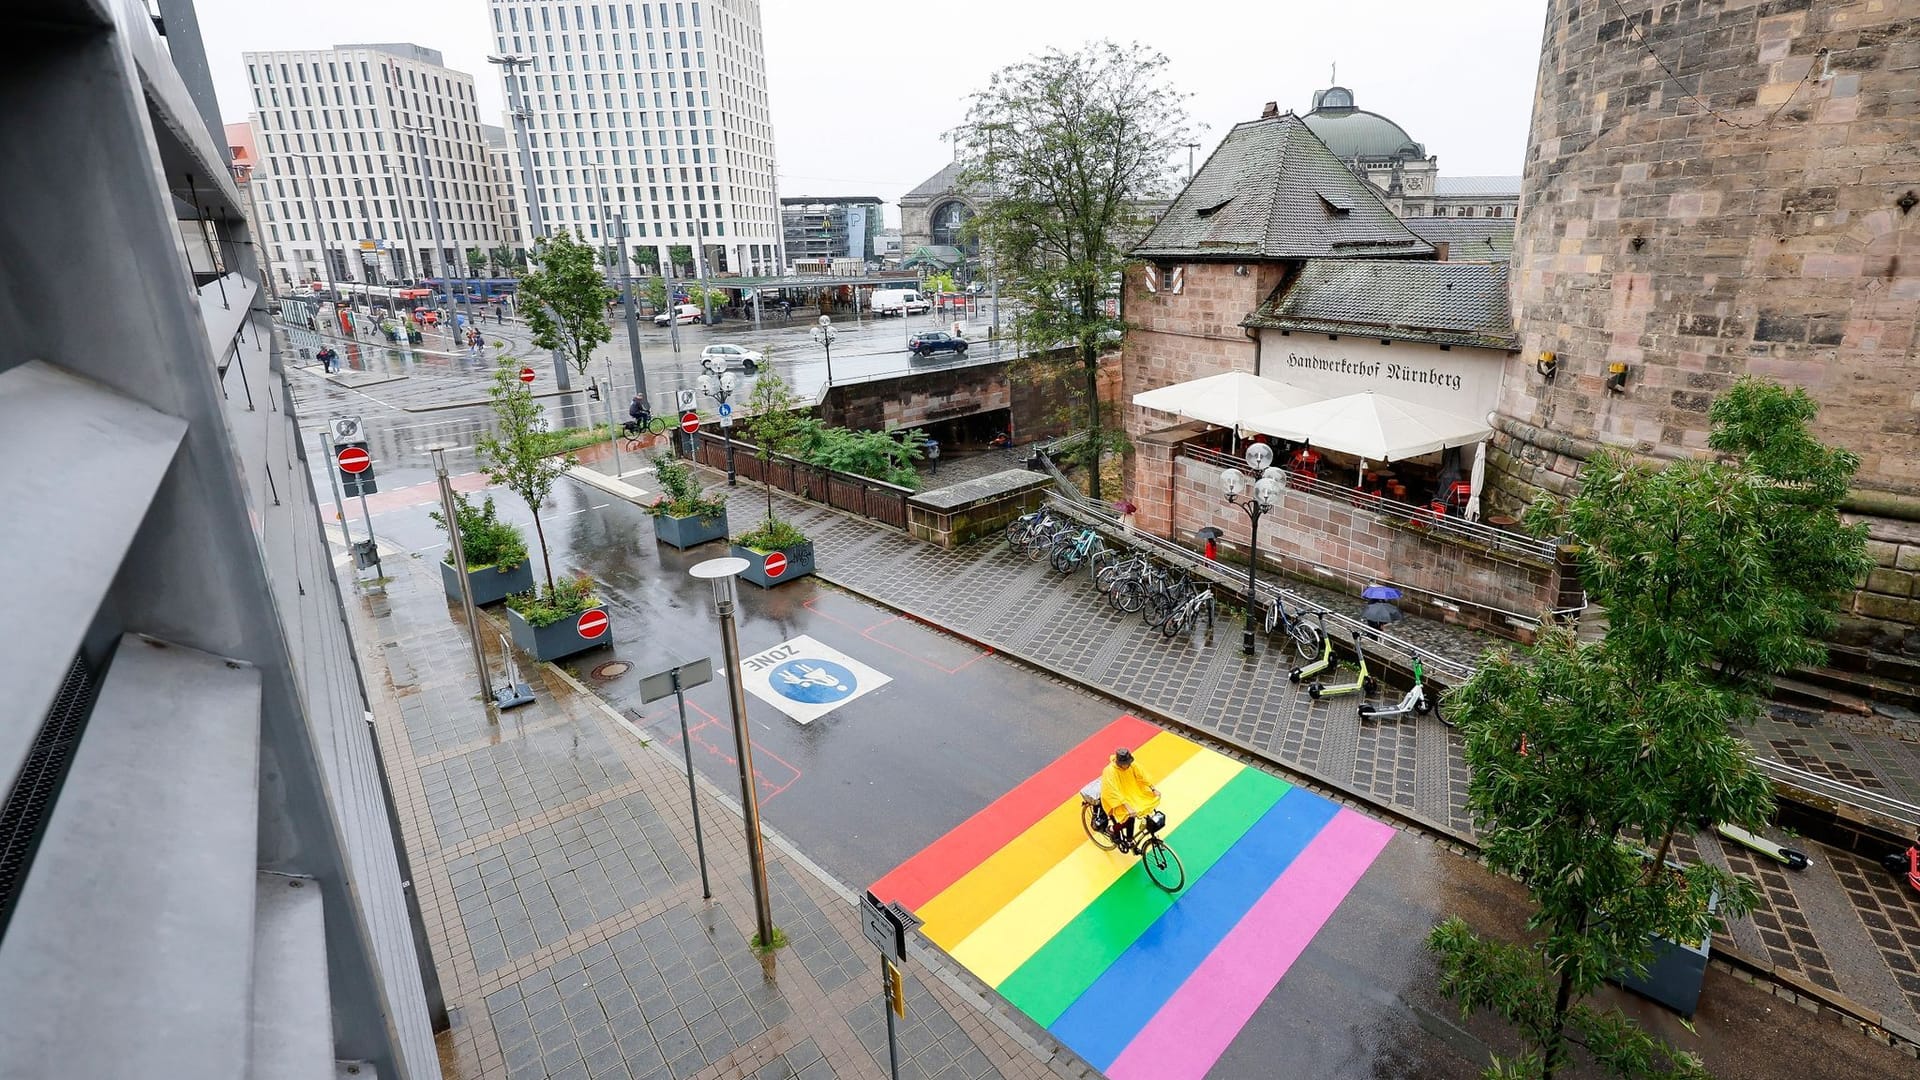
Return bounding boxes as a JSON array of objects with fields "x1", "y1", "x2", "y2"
[{"x1": 873, "y1": 716, "x2": 1395, "y2": 1080}]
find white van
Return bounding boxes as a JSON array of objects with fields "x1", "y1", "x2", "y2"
[{"x1": 871, "y1": 288, "x2": 930, "y2": 316}]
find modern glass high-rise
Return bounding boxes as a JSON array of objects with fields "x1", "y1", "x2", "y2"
[
  {"x1": 243, "y1": 43, "x2": 504, "y2": 289},
  {"x1": 487, "y1": 0, "x2": 783, "y2": 277}
]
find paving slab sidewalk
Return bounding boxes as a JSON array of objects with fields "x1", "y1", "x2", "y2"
[
  {"x1": 653, "y1": 468, "x2": 1920, "y2": 1047},
  {"x1": 347, "y1": 551, "x2": 1079, "y2": 1080}
]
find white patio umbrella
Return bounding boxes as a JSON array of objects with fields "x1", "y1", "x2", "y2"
[
  {"x1": 1465, "y1": 439, "x2": 1489, "y2": 522},
  {"x1": 1131, "y1": 371, "x2": 1320, "y2": 431},
  {"x1": 1243, "y1": 390, "x2": 1494, "y2": 462}
]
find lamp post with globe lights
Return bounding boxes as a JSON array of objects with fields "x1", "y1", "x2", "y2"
[
  {"x1": 698, "y1": 370, "x2": 738, "y2": 486},
  {"x1": 1220, "y1": 441, "x2": 1285, "y2": 655}
]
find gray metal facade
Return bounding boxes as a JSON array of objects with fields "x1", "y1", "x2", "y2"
[
  {"x1": 0, "y1": 2, "x2": 442, "y2": 1078},
  {"x1": 781, "y1": 196, "x2": 883, "y2": 266}
]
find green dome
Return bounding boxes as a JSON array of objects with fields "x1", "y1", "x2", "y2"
[{"x1": 1303, "y1": 87, "x2": 1426, "y2": 160}]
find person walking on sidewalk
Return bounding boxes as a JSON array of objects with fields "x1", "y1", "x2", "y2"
[{"x1": 316, "y1": 345, "x2": 338, "y2": 374}]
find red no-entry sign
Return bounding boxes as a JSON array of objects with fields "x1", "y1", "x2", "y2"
[
  {"x1": 336, "y1": 445, "x2": 372, "y2": 474},
  {"x1": 680, "y1": 411, "x2": 700, "y2": 434},
  {"x1": 763, "y1": 552, "x2": 788, "y2": 578},
  {"x1": 577, "y1": 609, "x2": 608, "y2": 639},
  {"x1": 518, "y1": 366, "x2": 536, "y2": 383}
]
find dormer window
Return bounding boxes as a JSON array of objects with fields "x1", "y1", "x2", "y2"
[
  {"x1": 1195, "y1": 196, "x2": 1232, "y2": 218},
  {"x1": 1318, "y1": 191, "x2": 1353, "y2": 216}
]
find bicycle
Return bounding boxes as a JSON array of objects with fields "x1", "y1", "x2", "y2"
[
  {"x1": 1162, "y1": 586, "x2": 1217, "y2": 639},
  {"x1": 621, "y1": 415, "x2": 673, "y2": 450},
  {"x1": 1026, "y1": 521, "x2": 1075, "y2": 563},
  {"x1": 1050, "y1": 528, "x2": 1106, "y2": 575},
  {"x1": 1095, "y1": 552, "x2": 1150, "y2": 600},
  {"x1": 1141, "y1": 569, "x2": 1196, "y2": 630},
  {"x1": 1261, "y1": 592, "x2": 1328, "y2": 660},
  {"x1": 1006, "y1": 507, "x2": 1061, "y2": 554},
  {"x1": 1079, "y1": 782, "x2": 1185, "y2": 892}
]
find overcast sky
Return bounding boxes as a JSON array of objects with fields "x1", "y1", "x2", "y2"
[{"x1": 197, "y1": 0, "x2": 1547, "y2": 226}]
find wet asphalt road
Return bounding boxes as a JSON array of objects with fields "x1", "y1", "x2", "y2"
[{"x1": 293, "y1": 368, "x2": 1920, "y2": 1080}]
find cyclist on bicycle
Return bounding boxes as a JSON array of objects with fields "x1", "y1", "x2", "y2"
[
  {"x1": 1100, "y1": 748, "x2": 1161, "y2": 853},
  {"x1": 625, "y1": 393, "x2": 650, "y2": 435}
]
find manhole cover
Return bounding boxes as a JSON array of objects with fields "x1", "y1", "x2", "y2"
[{"x1": 590, "y1": 661, "x2": 633, "y2": 681}]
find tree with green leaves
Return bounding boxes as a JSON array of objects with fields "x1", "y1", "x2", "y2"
[
  {"x1": 466, "y1": 247, "x2": 486, "y2": 278},
  {"x1": 630, "y1": 248, "x2": 659, "y2": 274},
  {"x1": 668, "y1": 245, "x2": 693, "y2": 276},
  {"x1": 518, "y1": 229, "x2": 615, "y2": 379},
  {"x1": 959, "y1": 40, "x2": 1189, "y2": 501},
  {"x1": 476, "y1": 358, "x2": 574, "y2": 593},
  {"x1": 743, "y1": 372, "x2": 809, "y2": 532},
  {"x1": 1430, "y1": 378, "x2": 1871, "y2": 1080}
]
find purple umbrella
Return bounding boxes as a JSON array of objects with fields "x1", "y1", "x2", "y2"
[{"x1": 1362, "y1": 585, "x2": 1403, "y2": 602}]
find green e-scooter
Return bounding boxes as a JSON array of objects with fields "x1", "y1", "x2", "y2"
[
  {"x1": 1715, "y1": 823, "x2": 1810, "y2": 870},
  {"x1": 1289, "y1": 612, "x2": 1337, "y2": 683},
  {"x1": 1308, "y1": 630, "x2": 1378, "y2": 700}
]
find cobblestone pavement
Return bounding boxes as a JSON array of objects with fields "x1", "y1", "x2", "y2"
[
  {"x1": 349, "y1": 552, "x2": 1076, "y2": 1080},
  {"x1": 676, "y1": 473, "x2": 1920, "y2": 1043}
]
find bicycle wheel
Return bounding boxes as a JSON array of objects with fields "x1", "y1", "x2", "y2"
[
  {"x1": 1111, "y1": 579, "x2": 1145, "y2": 614},
  {"x1": 1289, "y1": 622, "x2": 1324, "y2": 661},
  {"x1": 1140, "y1": 839, "x2": 1185, "y2": 892},
  {"x1": 1143, "y1": 592, "x2": 1175, "y2": 629},
  {"x1": 1089, "y1": 550, "x2": 1120, "y2": 591},
  {"x1": 1005, "y1": 517, "x2": 1030, "y2": 550},
  {"x1": 1051, "y1": 546, "x2": 1079, "y2": 575},
  {"x1": 1082, "y1": 802, "x2": 1117, "y2": 851},
  {"x1": 1162, "y1": 605, "x2": 1191, "y2": 638},
  {"x1": 646, "y1": 416, "x2": 674, "y2": 435}
]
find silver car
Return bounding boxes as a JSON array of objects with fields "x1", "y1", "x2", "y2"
[{"x1": 700, "y1": 343, "x2": 763, "y2": 373}]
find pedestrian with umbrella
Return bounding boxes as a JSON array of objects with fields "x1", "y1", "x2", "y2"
[
  {"x1": 1361, "y1": 584, "x2": 1405, "y2": 630},
  {"x1": 1196, "y1": 526, "x2": 1223, "y2": 561}
]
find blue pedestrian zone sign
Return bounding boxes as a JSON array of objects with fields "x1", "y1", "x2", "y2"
[{"x1": 741, "y1": 634, "x2": 890, "y2": 725}]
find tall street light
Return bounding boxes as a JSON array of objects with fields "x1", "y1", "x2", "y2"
[
  {"x1": 811, "y1": 314, "x2": 837, "y2": 392},
  {"x1": 404, "y1": 123, "x2": 457, "y2": 344},
  {"x1": 689, "y1": 556, "x2": 777, "y2": 951},
  {"x1": 697, "y1": 370, "x2": 738, "y2": 486},
  {"x1": 293, "y1": 154, "x2": 337, "y2": 317},
  {"x1": 1220, "y1": 442, "x2": 1284, "y2": 655}
]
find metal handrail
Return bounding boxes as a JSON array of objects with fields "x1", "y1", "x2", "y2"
[
  {"x1": 1183, "y1": 443, "x2": 1560, "y2": 562},
  {"x1": 1754, "y1": 758, "x2": 1920, "y2": 830},
  {"x1": 1041, "y1": 493, "x2": 1477, "y2": 683}
]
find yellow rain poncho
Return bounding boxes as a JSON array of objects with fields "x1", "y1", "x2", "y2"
[{"x1": 1100, "y1": 755, "x2": 1160, "y2": 823}]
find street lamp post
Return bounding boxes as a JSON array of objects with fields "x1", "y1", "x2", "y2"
[
  {"x1": 1220, "y1": 442, "x2": 1284, "y2": 655},
  {"x1": 811, "y1": 313, "x2": 837, "y2": 391},
  {"x1": 294, "y1": 154, "x2": 337, "y2": 322},
  {"x1": 405, "y1": 123, "x2": 456, "y2": 345},
  {"x1": 697, "y1": 370, "x2": 739, "y2": 486},
  {"x1": 689, "y1": 556, "x2": 777, "y2": 952}
]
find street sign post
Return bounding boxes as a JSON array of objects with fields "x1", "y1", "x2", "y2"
[
  {"x1": 638, "y1": 655, "x2": 717, "y2": 899},
  {"x1": 518, "y1": 366, "x2": 536, "y2": 383},
  {"x1": 680, "y1": 411, "x2": 700, "y2": 434},
  {"x1": 676, "y1": 388, "x2": 697, "y2": 412},
  {"x1": 326, "y1": 431, "x2": 381, "y2": 582},
  {"x1": 336, "y1": 445, "x2": 371, "y2": 473},
  {"x1": 763, "y1": 552, "x2": 788, "y2": 579},
  {"x1": 859, "y1": 890, "x2": 920, "y2": 1080},
  {"x1": 577, "y1": 609, "x2": 609, "y2": 639}
]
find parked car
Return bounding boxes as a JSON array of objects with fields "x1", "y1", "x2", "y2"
[
  {"x1": 872, "y1": 288, "x2": 931, "y2": 316},
  {"x1": 700, "y1": 343, "x2": 763, "y2": 373},
  {"x1": 654, "y1": 303, "x2": 703, "y2": 326},
  {"x1": 908, "y1": 331, "x2": 967, "y2": 358}
]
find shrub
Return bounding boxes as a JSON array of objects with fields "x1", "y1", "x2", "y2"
[
  {"x1": 733, "y1": 518, "x2": 808, "y2": 553},
  {"x1": 505, "y1": 574, "x2": 600, "y2": 627},
  {"x1": 428, "y1": 492, "x2": 529, "y2": 570},
  {"x1": 647, "y1": 454, "x2": 727, "y2": 518}
]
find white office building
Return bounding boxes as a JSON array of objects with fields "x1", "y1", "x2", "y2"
[
  {"x1": 486, "y1": 0, "x2": 783, "y2": 277},
  {"x1": 243, "y1": 42, "x2": 503, "y2": 288}
]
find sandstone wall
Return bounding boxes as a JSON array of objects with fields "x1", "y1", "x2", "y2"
[{"x1": 1501, "y1": 0, "x2": 1920, "y2": 654}]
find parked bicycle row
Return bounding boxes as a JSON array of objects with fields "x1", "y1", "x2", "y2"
[{"x1": 1004, "y1": 506, "x2": 1446, "y2": 722}]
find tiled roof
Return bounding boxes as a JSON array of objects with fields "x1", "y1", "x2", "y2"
[
  {"x1": 1131, "y1": 115, "x2": 1431, "y2": 261},
  {"x1": 902, "y1": 161, "x2": 970, "y2": 203},
  {"x1": 1401, "y1": 217, "x2": 1515, "y2": 262},
  {"x1": 1242, "y1": 259, "x2": 1515, "y2": 351},
  {"x1": 1433, "y1": 175, "x2": 1522, "y2": 198}
]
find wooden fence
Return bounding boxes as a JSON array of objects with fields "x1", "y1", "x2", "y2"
[{"x1": 692, "y1": 431, "x2": 911, "y2": 530}]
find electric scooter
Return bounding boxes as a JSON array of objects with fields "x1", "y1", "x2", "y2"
[
  {"x1": 1715, "y1": 823, "x2": 1811, "y2": 871},
  {"x1": 1308, "y1": 630, "x2": 1378, "y2": 700},
  {"x1": 1884, "y1": 839, "x2": 1920, "y2": 894},
  {"x1": 1357, "y1": 655, "x2": 1442, "y2": 722},
  {"x1": 1289, "y1": 612, "x2": 1337, "y2": 683}
]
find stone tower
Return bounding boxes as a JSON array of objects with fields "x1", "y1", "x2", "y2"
[{"x1": 1495, "y1": 0, "x2": 1920, "y2": 657}]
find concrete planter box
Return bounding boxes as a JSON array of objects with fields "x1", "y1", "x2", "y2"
[
  {"x1": 1616, "y1": 874, "x2": 1717, "y2": 1018},
  {"x1": 505, "y1": 603, "x2": 611, "y2": 662},
  {"x1": 732, "y1": 540, "x2": 815, "y2": 589},
  {"x1": 440, "y1": 559, "x2": 534, "y2": 607},
  {"x1": 652, "y1": 508, "x2": 729, "y2": 549}
]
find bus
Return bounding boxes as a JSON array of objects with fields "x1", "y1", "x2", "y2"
[{"x1": 336, "y1": 282, "x2": 434, "y2": 315}]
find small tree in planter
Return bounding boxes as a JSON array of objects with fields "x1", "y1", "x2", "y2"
[
  {"x1": 648, "y1": 453, "x2": 730, "y2": 549},
  {"x1": 733, "y1": 373, "x2": 815, "y2": 587},
  {"x1": 476, "y1": 357, "x2": 572, "y2": 593},
  {"x1": 427, "y1": 492, "x2": 534, "y2": 605},
  {"x1": 504, "y1": 573, "x2": 609, "y2": 661},
  {"x1": 518, "y1": 228, "x2": 615, "y2": 381}
]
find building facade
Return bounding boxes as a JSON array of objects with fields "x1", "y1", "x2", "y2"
[
  {"x1": 1300, "y1": 86, "x2": 1520, "y2": 220},
  {"x1": 2, "y1": 2, "x2": 440, "y2": 1076},
  {"x1": 243, "y1": 42, "x2": 503, "y2": 288},
  {"x1": 486, "y1": 0, "x2": 783, "y2": 277},
  {"x1": 780, "y1": 196, "x2": 883, "y2": 268},
  {"x1": 1498, "y1": 0, "x2": 1920, "y2": 658}
]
